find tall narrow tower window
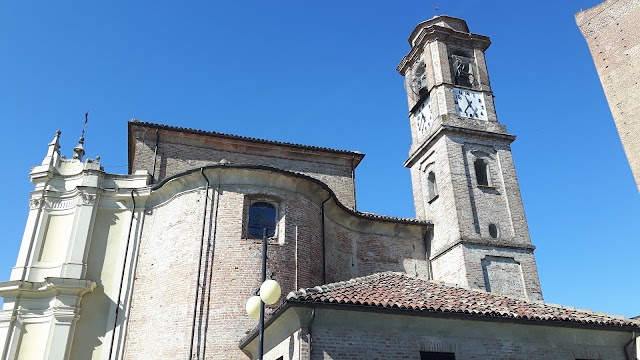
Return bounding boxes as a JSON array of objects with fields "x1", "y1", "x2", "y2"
[
  {"x1": 488, "y1": 223, "x2": 499, "y2": 238},
  {"x1": 474, "y1": 158, "x2": 490, "y2": 186},
  {"x1": 411, "y1": 60, "x2": 428, "y2": 96},
  {"x1": 427, "y1": 171, "x2": 438, "y2": 200},
  {"x1": 248, "y1": 202, "x2": 277, "y2": 239}
]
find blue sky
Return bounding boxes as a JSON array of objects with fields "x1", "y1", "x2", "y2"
[{"x1": 1, "y1": 1, "x2": 638, "y2": 317}]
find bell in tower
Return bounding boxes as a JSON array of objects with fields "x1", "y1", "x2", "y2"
[{"x1": 398, "y1": 16, "x2": 543, "y2": 301}]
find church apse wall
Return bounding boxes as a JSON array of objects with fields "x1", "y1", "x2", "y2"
[
  {"x1": 128, "y1": 122, "x2": 363, "y2": 209},
  {"x1": 122, "y1": 165, "x2": 431, "y2": 359},
  {"x1": 123, "y1": 168, "x2": 327, "y2": 359},
  {"x1": 322, "y1": 204, "x2": 429, "y2": 284}
]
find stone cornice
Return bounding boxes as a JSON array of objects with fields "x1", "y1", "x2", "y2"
[
  {"x1": 430, "y1": 238, "x2": 535, "y2": 262},
  {"x1": 404, "y1": 123, "x2": 515, "y2": 168},
  {"x1": 0, "y1": 277, "x2": 96, "y2": 298},
  {"x1": 397, "y1": 25, "x2": 491, "y2": 75},
  {"x1": 147, "y1": 164, "x2": 431, "y2": 239}
]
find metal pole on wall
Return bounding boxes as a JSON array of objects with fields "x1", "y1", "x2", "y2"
[
  {"x1": 258, "y1": 228, "x2": 267, "y2": 360},
  {"x1": 245, "y1": 227, "x2": 281, "y2": 360}
]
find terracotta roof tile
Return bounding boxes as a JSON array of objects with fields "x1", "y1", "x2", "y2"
[{"x1": 286, "y1": 272, "x2": 640, "y2": 329}]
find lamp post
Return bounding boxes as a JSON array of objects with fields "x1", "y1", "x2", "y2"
[{"x1": 245, "y1": 229, "x2": 281, "y2": 360}]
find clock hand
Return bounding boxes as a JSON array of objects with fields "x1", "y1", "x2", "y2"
[{"x1": 464, "y1": 96, "x2": 473, "y2": 110}]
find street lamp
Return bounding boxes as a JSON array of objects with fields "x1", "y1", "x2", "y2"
[{"x1": 245, "y1": 229, "x2": 281, "y2": 360}]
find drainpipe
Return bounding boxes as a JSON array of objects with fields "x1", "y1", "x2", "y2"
[
  {"x1": 151, "y1": 129, "x2": 159, "y2": 183},
  {"x1": 201, "y1": 172, "x2": 220, "y2": 360},
  {"x1": 108, "y1": 189, "x2": 137, "y2": 360},
  {"x1": 350, "y1": 155, "x2": 356, "y2": 211},
  {"x1": 423, "y1": 226, "x2": 433, "y2": 280},
  {"x1": 623, "y1": 331, "x2": 638, "y2": 360},
  {"x1": 306, "y1": 308, "x2": 316, "y2": 360},
  {"x1": 321, "y1": 197, "x2": 331, "y2": 285},
  {"x1": 295, "y1": 225, "x2": 299, "y2": 290},
  {"x1": 189, "y1": 168, "x2": 211, "y2": 360}
]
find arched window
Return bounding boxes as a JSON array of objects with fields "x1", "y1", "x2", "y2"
[
  {"x1": 427, "y1": 171, "x2": 438, "y2": 200},
  {"x1": 248, "y1": 202, "x2": 277, "y2": 239},
  {"x1": 450, "y1": 51, "x2": 475, "y2": 88},
  {"x1": 474, "y1": 158, "x2": 489, "y2": 186},
  {"x1": 411, "y1": 60, "x2": 428, "y2": 96}
]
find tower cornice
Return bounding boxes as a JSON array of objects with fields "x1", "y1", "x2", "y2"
[
  {"x1": 404, "y1": 124, "x2": 516, "y2": 168},
  {"x1": 397, "y1": 24, "x2": 491, "y2": 76}
]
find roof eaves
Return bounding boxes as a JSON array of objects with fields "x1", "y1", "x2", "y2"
[
  {"x1": 129, "y1": 119, "x2": 365, "y2": 159},
  {"x1": 284, "y1": 299, "x2": 640, "y2": 332}
]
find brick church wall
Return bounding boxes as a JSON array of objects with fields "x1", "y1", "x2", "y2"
[
  {"x1": 129, "y1": 124, "x2": 360, "y2": 208},
  {"x1": 264, "y1": 309, "x2": 628, "y2": 360},
  {"x1": 323, "y1": 215, "x2": 429, "y2": 284},
  {"x1": 122, "y1": 165, "x2": 430, "y2": 358},
  {"x1": 123, "y1": 172, "x2": 327, "y2": 359}
]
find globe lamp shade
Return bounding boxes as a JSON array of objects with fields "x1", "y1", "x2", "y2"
[
  {"x1": 245, "y1": 295, "x2": 261, "y2": 319},
  {"x1": 259, "y1": 279, "x2": 281, "y2": 305}
]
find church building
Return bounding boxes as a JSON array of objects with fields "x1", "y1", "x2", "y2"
[{"x1": 1, "y1": 15, "x2": 638, "y2": 360}]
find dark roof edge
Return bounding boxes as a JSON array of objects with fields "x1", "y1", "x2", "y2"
[
  {"x1": 128, "y1": 120, "x2": 366, "y2": 159},
  {"x1": 286, "y1": 301, "x2": 640, "y2": 332},
  {"x1": 151, "y1": 163, "x2": 432, "y2": 227},
  {"x1": 239, "y1": 299, "x2": 640, "y2": 349}
]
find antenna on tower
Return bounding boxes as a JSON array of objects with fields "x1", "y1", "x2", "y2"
[
  {"x1": 73, "y1": 112, "x2": 88, "y2": 161},
  {"x1": 81, "y1": 111, "x2": 88, "y2": 140}
]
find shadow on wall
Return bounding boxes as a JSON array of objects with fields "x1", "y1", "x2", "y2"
[{"x1": 69, "y1": 210, "x2": 125, "y2": 359}]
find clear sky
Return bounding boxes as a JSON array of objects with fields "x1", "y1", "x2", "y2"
[{"x1": 1, "y1": 1, "x2": 638, "y2": 317}]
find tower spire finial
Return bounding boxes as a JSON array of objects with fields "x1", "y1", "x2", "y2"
[
  {"x1": 73, "y1": 112, "x2": 88, "y2": 161},
  {"x1": 41, "y1": 130, "x2": 62, "y2": 166},
  {"x1": 81, "y1": 111, "x2": 88, "y2": 140}
]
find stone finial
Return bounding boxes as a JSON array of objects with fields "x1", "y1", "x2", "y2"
[
  {"x1": 73, "y1": 137, "x2": 85, "y2": 161},
  {"x1": 41, "y1": 130, "x2": 62, "y2": 166}
]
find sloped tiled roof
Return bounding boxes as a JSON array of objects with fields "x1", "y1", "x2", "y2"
[
  {"x1": 286, "y1": 272, "x2": 640, "y2": 329},
  {"x1": 354, "y1": 211, "x2": 429, "y2": 225},
  {"x1": 129, "y1": 120, "x2": 364, "y2": 157}
]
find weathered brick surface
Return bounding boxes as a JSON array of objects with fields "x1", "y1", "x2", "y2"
[
  {"x1": 298, "y1": 311, "x2": 628, "y2": 360},
  {"x1": 123, "y1": 168, "x2": 426, "y2": 359},
  {"x1": 309, "y1": 326, "x2": 626, "y2": 360},
  {"x1": 576, "y1": 0, "x2": 640, "y2": 191},
  {"x1": 399, "y1": 16, "x2": 543, "y2": 301},
  {"x1": 124, "y1": 180, "x2": 327, "y2": 359},
  {"x1": 123, "y1": 190, "x2": 204, "y2": 359},
  {"x1": 323, "y1": 215, "x2": 428, "y2": 284},
  {"x1": 262, "y1": 329, "x2": 306, "y2": 360},
  {"x1": 411, "y1": 132, "x2": 541, "y2": 299},
  {"x1": 129, "y1": 125, "x2": 359, "y2": 208}
]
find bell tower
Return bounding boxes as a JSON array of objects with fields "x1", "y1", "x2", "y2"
[{"x1": 397, "y1": 16, "x2": 543, "y2": 300}]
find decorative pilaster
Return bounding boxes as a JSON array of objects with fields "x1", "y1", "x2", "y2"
[{"x1": 0, "y1": 278, "x2": 96, "y2": 360}]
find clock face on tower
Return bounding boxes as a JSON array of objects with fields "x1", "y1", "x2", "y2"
[
  {"x1": 453, "y1": 88, "x2": 487, "y2": 120},
  {"x1": 410, "y1": 97, "x2": 432, "y2": 137}
]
